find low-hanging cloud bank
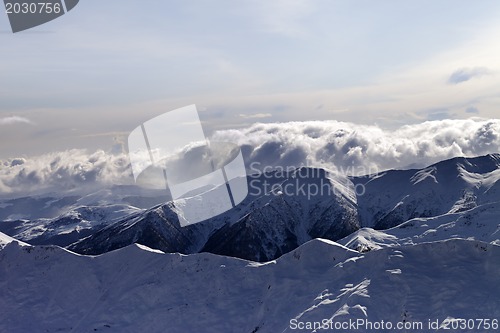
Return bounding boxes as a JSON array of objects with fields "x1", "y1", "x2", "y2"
[
  {"x1": 0, "y1": 150, "x2": 133, "y2": 196},
  {"x1": 212, "y1": 118, "x2": 500, "y2": 175},
  {"x1": 1, "y1": 118, "x2": 499, "y2": 196},
  {"x1": 0, "y1": 116, "x2": 33, "y2": 126}
]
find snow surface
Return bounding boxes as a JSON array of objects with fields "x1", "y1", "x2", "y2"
[
  {"x1": 340, "y1": 202, "x2": 500, "y2": 251},
  {"x1": 0, "y1": 185, "x2": 168, "y2": 221},
  {"x1": 0, "y1": 238, "x2": 498, "y2": 332},
  {"x1": 0, "y1": 204, "x2": 142, "y2": 247},
  {"x1": 1, "y1": 154, "x2": 499, "y2": 332},
  {"x1": 0, "y1": 231, "x2": 29, "y2": 249}
]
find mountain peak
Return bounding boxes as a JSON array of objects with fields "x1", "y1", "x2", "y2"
[
  {"x1": 432, "y1": 153, "x2": 500, "y2": 174},
  {"x1": 0, "y1": 231, "x2": 30, "y2": 249}
]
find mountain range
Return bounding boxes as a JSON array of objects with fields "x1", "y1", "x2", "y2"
[
  {"x1": 1, "y1": 154, "x2": 499, "y2": 262},
  {"x1": 0, "y1": 153, "x2": 499, "y2": 332},
  {"x1": 0, "y1": 234, "x2": 498, "y2": 332}
]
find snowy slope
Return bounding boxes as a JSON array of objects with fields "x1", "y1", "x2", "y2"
[
  {"x1": 340, "y1": 202, "x2": 500, "y2": 252},
  {"x1": 0, "y1": 231, "x2": 29, "y2": 249},
  {"x1": 0, "y1": 185, "x2": 168, "y2": 221},
  {"x1": 0, "y1": 185, "x2": 167, "y2": 247},
  {"x1": 0, "y1": 239, "x2": 498, "y2": 333},
  {"x1": 352, "y1": 154, "x2": 500, "y2": 229},
  {"x1": 0, "y1": 205, "x2": 142, "y2": 247}
]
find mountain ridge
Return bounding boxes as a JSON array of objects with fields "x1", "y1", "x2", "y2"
[
  {"x1": 0, "y1": 237, "x2": 498, "y2": 333},
  {"x1": 66, "y1": 154, "x2": 500, "y2": 261},
  {"x1": 2, "y1": 154, "x2": 499, "y2": 261}
]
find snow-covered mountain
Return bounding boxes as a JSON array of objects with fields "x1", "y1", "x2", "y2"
[
  {"x1": 1, "y1": 154, "x2": 499, "y2": 261},
  {"x1": 66, "y1": 154, "x2": 500, "y2": 261},
  {"x1": 0, "y1": 185, "x2": 168, "y2": 221},
  {"x1": 0, "y1": 185, "x2": 168, "y2": 247},
  {"x1": 1, "y1": 154, "x2": 499, "y2": 332},
  {"x1": 0, "y1": 231, "x2": 29, "y2": 249},
  {"x1": 68, "y1": 168, "x2": 360, "y2": 261},
  {"x1": 0, "y1": 204, "x2": 142, "y2": 246},
  {"x1": 339, "y1": 202, "x2": 500, "y2": 252},
  {"x1": 353, "y1": 154, "x2": 500, "y2": 229},
  {"x1": 202, "y1": 168, "x2": 359, "y2": 261},
  {"x1": 0, "y1": 237, "x2": 498, "y2": 333}
]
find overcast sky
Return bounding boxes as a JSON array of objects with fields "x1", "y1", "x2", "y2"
[{"x1": 1, "y1": 0, "x2": 500, "y2": 159}]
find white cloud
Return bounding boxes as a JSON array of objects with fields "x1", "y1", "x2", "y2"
[
  {"x1": 0, "y1": 116, "x2": 33, "y2": 126},
  {"x1": 1, "y1": 119, "x2": 499, "y2": 196},
  {"x1": 239, "y1": 113, "x2": 273, "y2": 119},
  {"x1": 212, "y1": 118, "x2": 500, "y2": 175},
  {"x1": 0, "y1": 150, "x2": 132, "y2": 195}
]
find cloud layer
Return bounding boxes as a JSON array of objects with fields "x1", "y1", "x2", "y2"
[
  {"x1": 212, "y1": 118, "x2": 500, "y2": 175},
  {"x1": 0, "y1": 116, "x2": 33, "y2": 126},
  {"x1": 0, "y1": 150, "x2": 132, "y2": 196},
  {"x1": 1, "y1": 119, "x2": 499, "y2": 196}
]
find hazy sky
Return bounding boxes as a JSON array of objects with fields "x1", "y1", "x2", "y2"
[{"x1": 1, "y1": 0, "x2": 500, "y2": 158}]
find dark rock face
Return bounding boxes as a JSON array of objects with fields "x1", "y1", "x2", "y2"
[{"x1": 70, "y1": 168, "x2": 360, "y2": 261}]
